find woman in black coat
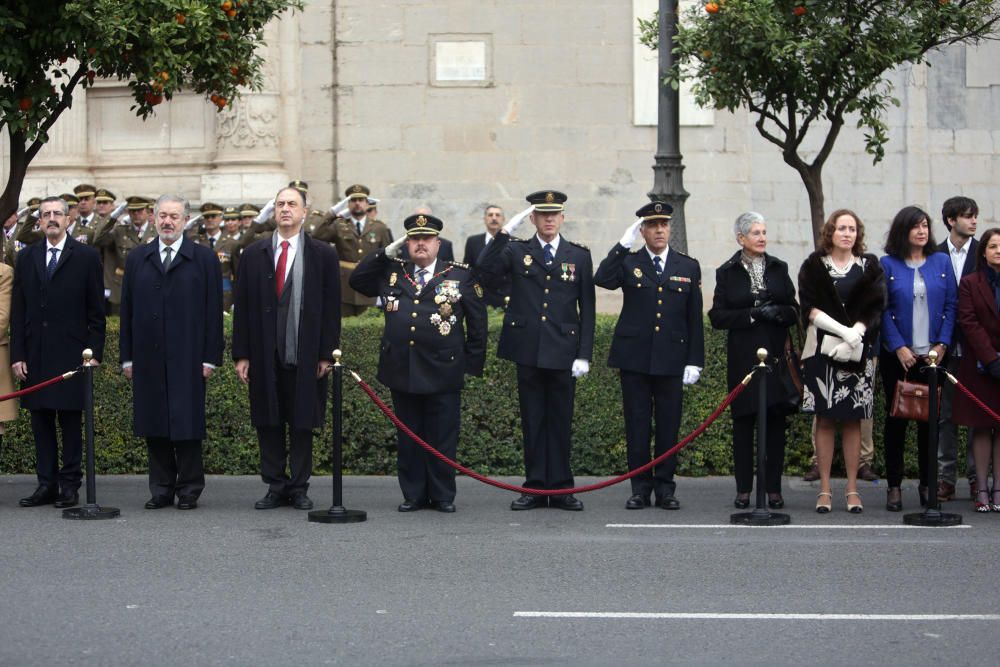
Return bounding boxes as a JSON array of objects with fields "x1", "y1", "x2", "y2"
[{"x1": 709, "y1": 212, "x2": 799, "y2": 509}]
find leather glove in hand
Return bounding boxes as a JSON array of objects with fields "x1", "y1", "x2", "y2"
[{"x1": 987, "y1": 359, "x2": 1000, "y2": 380}]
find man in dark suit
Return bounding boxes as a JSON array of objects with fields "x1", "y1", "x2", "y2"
[
  {"x1": 936, "y1": 195, "x2": 980, "y2": 501},
  {"x1": 477, "y1": 190, "x2": 595, "y2": 511},
  {"x1": 232, "y1": 186, "x2": 341, "y2": 510},
  {"x1": 463, "y1": 204, "x2": 510, "y2": 308},
  {"x1": 350, "y1": 214, "x2": 487, "y2": 512},
  {"x1": 594, "y1": 202, "x2": 705, "y2": 510},
  {"x1": 120, "y1": 195, "x2": 224, "y2": 510},
  {"x1": 11, "y1": 196, "x2": 106, "y2": 508}
]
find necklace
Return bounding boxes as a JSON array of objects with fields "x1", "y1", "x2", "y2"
[{"x1": 403, "y1": 265, "x2": 452, "y2": 292}]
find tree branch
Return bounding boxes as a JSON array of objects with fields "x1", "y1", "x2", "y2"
[{"x1": 25, "y1": 63, "x2": 87, "y2": 163}]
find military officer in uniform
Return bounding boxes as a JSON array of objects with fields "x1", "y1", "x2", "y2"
[
  {"x1": 3, "y1": 209, "x2": 19, "y2": 268},
  {"x1": 239, "y1": 203, "x2": 260, "y2": 234},
  {"x1": 63, "y1": 194, "x2": 95, "y2": 245},
  {"x1": 477, "y1": 190, "x2": 596, "y2": 511},
  {"x1": 73, "y1": 184, "x2": 99, "y2": 227},
  {"x1": 193, "y1": 204, "x2": 240, "y2": 311},
  {"x1": 14, "y1": 197, "x2": 44, "y2": 247},
  {"x1": 350, "y1": 214, "x2": 487, "y2": 512},
  {"x1": 93, "y1": 194, "x2": 155, "y2": 314},
  {"x1": 313, "y1": 184, "x2": 393, "y2": 316},
  {"x1": 594, "y1": 202, "x2": 705, "y2": 510},
  {"x1": 463, "y1": 204, "x2": 511, "y2": 308}
]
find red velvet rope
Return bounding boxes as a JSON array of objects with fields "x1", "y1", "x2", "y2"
[
  {"x1": 0, "y1": 370, "x2": 78, "y2": 403},
  {"x1": 351, "y1": 370, "x2": 750, "y2": 496},
  {"x1": 947, "y1": 372, "x2": 1000, "y2": 424}
]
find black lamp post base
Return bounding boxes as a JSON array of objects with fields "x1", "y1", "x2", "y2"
[
  {"x1": 903, "y1": 510, "x2": 962, "y2": 527},
  {"x1": 62, "y1": 504, "x2": 120, "y2": 520},
  {"x1": 730, "y1": 510, "x2": 791, "y2": 526},
  {"x1": 308, "y1": 507, "x2": 367, "y2": 524}
]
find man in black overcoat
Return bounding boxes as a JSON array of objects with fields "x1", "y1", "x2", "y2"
[
  {"x1": 120, "y1": 195, "x2": 224, "y2": 510},
  {"x1": 594, "y1": 202, "x2": 704, "y2": 510},
  {"x1": 351, "y1": 213, "x2": 487, "y2": 512},
  {"x1": 476, "y1": 190, "x2": 596, "y2": 511},
  {"x1": 462, "y1": 204, "x2": 510, "y2": 308},
  {"x1": 232, "y1": 186, "x2": 341, "y2": 510},
  {"x1": 11, "y1": 196, "x2": 106, "y2": 508}
]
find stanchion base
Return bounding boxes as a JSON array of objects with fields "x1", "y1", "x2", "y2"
[
  {"x1": 730, "y1": 511, "x2": 791, "y2": 526},
  {"x1": 903, "y1": 511, "x2": 963, "y2": 527},
  {"x1": 308, "y1": 507, "x2": 367, "y2": 524},
  {"x1": 62, "y1": 504, "x2": 120, "y2": 520}
]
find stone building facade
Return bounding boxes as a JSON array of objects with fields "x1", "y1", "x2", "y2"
[{"x1": 5, "y1": 0, "x2": 998, "y2": 309}]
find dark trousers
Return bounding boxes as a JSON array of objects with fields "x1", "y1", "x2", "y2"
[
  {"x1": 390, "y1": 389, "x2": 460, "y2": 502},
  {"x1": 147, "y1": 437, "x2": 205, "y2": 499},
  {"x1": 621, "y1": 371, "x2": 681, "y2": 498},
  {"x1": 880, "y1": 350, "x2": 930, "y2": 488},
  {"x1": 30, "y1": 409, "x2": 82, "y2": 493},
  {"x1": 256, "y1": 365, "x2": 313, "y2": 495},
  {"x1": 516, "y1": 364, "x2": 575, "y2": 490},
  {"x1": 938, "y1": 353, "x2": 976, "y2": 484},
  {"x1": 732, "y1": 411, "x2": 786, "y2": 494}
]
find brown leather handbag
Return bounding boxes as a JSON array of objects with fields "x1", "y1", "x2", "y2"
[{"x1": 889, "y1": 371, "x2": 941, "y2": 422}]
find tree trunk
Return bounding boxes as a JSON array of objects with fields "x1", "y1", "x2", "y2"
[
  {"x1": 787, "y1": 161, "x2": 826, "y2": 249},
  {"x1": 0, "y1": 130, "x2": 29, "y2": 222}
]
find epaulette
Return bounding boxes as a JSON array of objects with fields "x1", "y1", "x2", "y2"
[
  {"x1": 389, "y1": 255, "x2": 407, "y2": 265},
  {"x1": 566, "y1": 239, "x2": 589, "y2": 251},
  {"x1": 511, "y1": 236, "x2": 530, "y2": 243},
  {"x1": 448, "y1": 261, "x2": 470, "y2": 270}
]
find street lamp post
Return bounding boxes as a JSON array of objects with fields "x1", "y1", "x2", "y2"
[{"x1": 649, "y1": 0, "x2": 690, "y2": 253}]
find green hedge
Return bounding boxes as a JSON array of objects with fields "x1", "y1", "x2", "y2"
[{"x1": 0, "y1": 313, "x2": 927, "y2": 478}]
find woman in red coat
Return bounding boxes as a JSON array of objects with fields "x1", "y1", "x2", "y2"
[{"x1": 953, "y1": 228, "x2": 1000, "y2": 512}]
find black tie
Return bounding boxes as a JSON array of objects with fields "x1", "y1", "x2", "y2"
[
  {"x1": 653, "y1": 256, "x2": 663, "y2": 276},
  {"x1": 209, "y1": 237, "x2": 215, "y2": 250},
  {"x1": 163, "y1": 246, "x2": 173, "y2": 271},
  {"x1": 543, "y1": 243, "x2": 554, "y2": 265},
  {"x1": 356, "y1": 221, "x2": 363, "y2": 235},
  {"x1": 416, "y1": 268, "x2": 427, "y2": 288},
  {"x1": 47, "y1": 248, "x2": 59, "y2": 279}
]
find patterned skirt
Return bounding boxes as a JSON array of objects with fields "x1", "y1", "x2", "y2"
[{"x1": 801, "y1": 354, "x2": 876, "y2": 420}]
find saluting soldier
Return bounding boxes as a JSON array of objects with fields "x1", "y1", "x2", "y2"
[
  {"x1": 350, "y1": 213, "x2": 487, "y2": 513},
  {"x1": 193, "y1": 204, "x2": 240, "y2": 311},
  {"x1": 313, "y1": 184, "x2": 393, "y2": 316},
  {"x1": 14, "y1": 197, "x2": 44, "y2": 247},
  {"x1": 73, "y1": 184, "x2": 99, "y2": 227},
  {"x1": 594, "y1": 202, "x2": 705, "y2": 510},
  {"x1": 93, "y1": 193, "x2": 155, "y2": 315},
  {"x1": 238, "y1": 203, "x2": 259, "y2": 235},
  {"x1": 63, "y1": 194, "x2": 95, "y2": 245},
  {"x1": 3, "y1": 210, "x2": 19, "y2": 268},
  {"x1": 476, "y1": 190, "x2": 596, "y2": 511}
]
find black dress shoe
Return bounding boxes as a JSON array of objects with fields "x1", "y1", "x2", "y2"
[
  {"x1": 176, "y1": 495, "x2": 198, "y2": 510},
  {"x1": 510, "y1": 494, "x2": 547, "y2": 510},
  {"x1": 54, "y1": 490, "x2": 79, "y2": 508},
  {"x1": 290, "y1": 493, "x2": 313, "y2": 510},
  {"x1": 733, "y1": 493, "x2": 750, "y2": 509},
  {"x1": 19, "y1": 486, "x2": 57, "y2": 507},
  {"x1": 434, "y1": 500, "x2": 456, "y2": 513},
  {"x1": 550, "y1": 494, "x2": 584, "y2": 511},
  {"x1": 398, "y1": 499, "x2": 422, "y2": 512},
  {"x1": 254, "y1": 491, "x2": 288, "y2": 510},
  {"x1": 626, "y1": 494, "x2": 651, "y2": 509},
  {"x1": 659, "y1": 495, "x2": 681, "y2": 510},
  {"x1": 145, "y1": 495, "x2": 173, "y2": 509},
  {"x1": 767, "y1": 493, "x2": 784, "y2": 509}
]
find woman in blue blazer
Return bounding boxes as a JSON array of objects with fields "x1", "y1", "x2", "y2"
[{"x1": 879, "y1": 206, "x2": 958, "y2": 511}]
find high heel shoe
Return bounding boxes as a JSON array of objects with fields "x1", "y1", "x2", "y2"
[
  {"x1": 990, "y1": 488, "x2": 1000, "y2": 513},
  {"x1": 845, "y1": 491, "x2": 864, "y2": 514},
  {"x1": 974, "y1": 490, "x2": 991, "y2": 513},
  {"x1": 815, "y1": 491, "x2": 832, "y2": 514},
  {"x1": 733, "y1": 493, "x2": 750, "y2": 509},
  {"x1": 767, "y1": 493, "x2": 784, "y2": 509},
  {"x1": 886, "y1": 487, "x2": 902, "y2": 512}
]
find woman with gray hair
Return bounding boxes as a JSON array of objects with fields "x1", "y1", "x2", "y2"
[{"x1": 709, "y1": 212, "x2": 799, "y2": 509}]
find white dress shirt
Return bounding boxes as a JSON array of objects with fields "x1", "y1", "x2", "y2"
[
  {"x1": 947, "y1": 237, "x2": 969, "y2": 286},
  {"x1": 274, "y1": 232, "x2": 299, "y2": 283}
]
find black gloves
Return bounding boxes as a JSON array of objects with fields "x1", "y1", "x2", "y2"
[{"x1": 987, "y1": 359, "x2": 1000, "y2": 380}]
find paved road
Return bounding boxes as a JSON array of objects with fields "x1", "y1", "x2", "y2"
[{"x1": 1, "y1": 474, "x2": 995, "y2": 666}]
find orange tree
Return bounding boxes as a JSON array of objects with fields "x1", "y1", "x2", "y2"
[
  {"x1": 640, "y1": 0, "x2": 1000, "y2": 246},
  {"x1": 0, "y1": 0, "x2": 301, "y2": 219}
]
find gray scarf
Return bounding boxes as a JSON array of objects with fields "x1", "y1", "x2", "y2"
[
  {"x1": 740, "y1": 250, "x2": 766, "y2": 294},
  {"x1": 274, "y1": 231, "x2": 305, "y2": 365}
]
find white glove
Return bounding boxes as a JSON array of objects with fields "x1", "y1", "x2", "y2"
[
  {"x1": 16, "y1": 207, "x2": 29, "y2": 219},
  {"x1": 110, "y1": 202, "x2": 128, "y2": 220},
  {"x1": 571, "y1": 359, "x2": 590, "y2": 378},
  {"x1": 384, "y1": 236, "x2": 406, "y2": 258},
  {"x1": 850, "y1": 322, "x2": 867, "y2": 346},
  {"x1": 619, "y1": 218, "x2": 643, "y2": 249},
  {"x1": 254, "y1": 198, "x2": 275, "y2": 224},
  {"x1": 329, "y1": 196, "x2": 350, "y2": 216},
  {"x1": 184, "y1": 213, "x2": 203, "y2": 231},
  {"x1": 682, "y1": 366, "x2": 702, "y2": 385},
  {"x1": 502, "y1": 205, "x2": 534, "y2": 235},
  {"x1": 813, "y1": 311, "x2": 862, "y2": 347},
  {"x1": 829, "y1": 341, "x2": 855, "y2": 362},
  {"x1": 118, "y1": 214, "x2": 131, "y2": 226}
]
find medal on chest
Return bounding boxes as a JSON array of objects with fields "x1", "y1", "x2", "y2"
[
  {"x1": 430, "y1": 279, "x2": 460, "y2": 335},
  {"x1": 560, "y1": 262, "x2": 576, "y2": 281}
]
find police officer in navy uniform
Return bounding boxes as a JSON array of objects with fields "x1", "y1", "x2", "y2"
[
  {"x1": 594, "y1": 202, "x2": 704, "y2": 510},
  {"x1": 350, "y1": 213, "x2": 487, "y2": 513},
  {"x1": 476, "y1": 190, "x2": 596, "y2": 511}
]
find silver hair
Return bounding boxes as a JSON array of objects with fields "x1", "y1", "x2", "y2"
[
  {"x1": 734, "y1": 211, "x2": 766, "y2": 239},
  {"x1": 154, "y1": 194, "x2": 190, "y2": 217},
  {"x1": 41, "y1": 195, "x2": 69, "y2": 215}
]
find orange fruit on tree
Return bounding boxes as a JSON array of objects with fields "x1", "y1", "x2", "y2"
[
  {"x1": 18, "y1": 97, "x2": 33, "y2": 111},
  {"x1": 176, "y1": 12, "x2": 186, "y2": 24},
  {"x1": 793, "y1": 5, "x2": 806, "y2": 16},
  {"x1": 221, "y1": 1, "x2": 232, "y2": 10},
  {"x1": 705, "y1": 2, "x2": 720, "y2": 14}
]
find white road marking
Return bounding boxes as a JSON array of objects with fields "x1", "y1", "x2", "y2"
[
  {"x1": 514, "y1": 612, "x2": 1000, "y2": 621},
  {"x1": 605, "y1": 523, "x2": 971, "y2": 529}
]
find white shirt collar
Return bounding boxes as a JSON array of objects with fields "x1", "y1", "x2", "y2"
[
  {"x1": 414, "y1": 259, "x2": 437, "y2": 278},
  {"x1": 159, "y1": 236, "x2": 183, "y2": 255},
  {"x1": 46, "y1": 235, "x2": 68, "y2": 253},
  {"x1": 947, "y1": 236, "x2": 969, "y2": 255},
  {"x1": 275, "y1": 232, "x2": 299, "y2": 252},
  {"x1": 536, "y1": 234, "x2": 560, "y2": 254},
  {"x1": 646, "y1": 246, "x2": 669, "y2": 264}
]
